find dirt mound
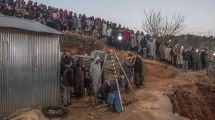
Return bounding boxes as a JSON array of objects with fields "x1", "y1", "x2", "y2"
[
  {"x1": 143, "y1": 60, "x2": 179, "y2": 79},
  {"x1": 169, "y1": 83, "x2": 215, "y2": 120}
]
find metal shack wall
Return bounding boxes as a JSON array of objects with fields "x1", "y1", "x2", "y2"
[{"x1": 0, "y1": 28, "x2": 60, "y2": 118}]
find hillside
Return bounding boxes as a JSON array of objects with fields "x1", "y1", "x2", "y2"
[{"x1": 59, "y1": 32, "x2": 215, "y2": 120}]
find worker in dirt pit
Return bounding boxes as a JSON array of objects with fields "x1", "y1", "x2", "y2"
[
  {"x1": 97, "y1": 78, "x2": 124, "y2": 113},
  {"x1": 124, "y1": 53, "x2": 135, "y2": 93},
  {"x1": 62, "y1": 51, "x2": 74, "y2": 107},
  {"x1": 90, "y1": 56, "x2": 102, "y2": 95}
]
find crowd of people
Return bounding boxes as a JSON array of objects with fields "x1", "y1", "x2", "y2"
[
  {"x1": 157, "y1": 43, "x2": 210, "y2": 72},
  {"x1": 61, "y1": 51, "x2": 145, "y2": 112},
  {"x1": 0, "y1": 0, "x2": 153, "y2": 52},
  {"x1": 1, "y1": 0, "x2": 212, "y2": 113}
]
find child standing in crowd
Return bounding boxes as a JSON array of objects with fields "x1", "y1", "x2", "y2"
[{"x1": 84, "y1": 71, "x2": 92, "y2": 96}]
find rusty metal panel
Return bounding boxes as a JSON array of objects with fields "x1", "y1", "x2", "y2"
[{"x1": 0, "y1": 28, "x2": 60, "y2": 118}]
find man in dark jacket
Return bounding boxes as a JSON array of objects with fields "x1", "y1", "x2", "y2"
[
  {"x1": 201, "y1": 49, "x2": 208, "y2": 69},
  {"x1": 182, "y1": 49, "x2": 189, "y2": 72},
  {"x1": 124, "y1": 53, "x2": 135, "y2": 92},
  {"x1": 140, "y1": 35, "x2": 148, "y2": 57},
  {"x1": 68, "y1": 11, "x2": 73, "y2": 31},
  {"x1": 192, "y1": 49, "x2": 200, "y2": 71},
  {"x1": 97, "y1": 79, "x2": 123, "y2": 113},
  {"x1": 134, "y1": 54, "x2": 144, "y2": 87},
  {"x1": 62, "y1": 51, "x2": 74, "y2": 107}
]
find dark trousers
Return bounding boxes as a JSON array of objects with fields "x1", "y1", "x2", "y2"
[
  {"x1": 193, "y1": 62, "x2": 198, "y2": 70},
  {"x1": 134, "y1": 72, "x2": 144, "y2": 87},
  {"x1": 107, "y1": 36, "x2": 112, "y2": 46},
  {"x1": 173, "y1": 56, "x2": 177, "y2": 66}
]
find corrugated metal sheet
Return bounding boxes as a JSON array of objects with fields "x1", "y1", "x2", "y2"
[
  {"x1": 0, "y1": 28, "x2": 60, "y2": 118},
  {"x1": 0, "y1": 15, "x2": 61, "y2": 35}
]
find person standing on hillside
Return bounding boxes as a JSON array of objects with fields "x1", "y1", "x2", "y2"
[
  {"x1": 182, "y1": 48, "x2": 189, "y2": 72},
  {"x1": 171, "y1": 46, "x2": 177, "y2": 67},
  {"x1": 134, "y1": 53, "x2": 144, "y2": 88},
  {"x1": 130, "y1": 30, "x2": 138, "y2": 51},
  {"x1": 111, "y1": 23, "x2": 117, "y2": 47},
  {"x1": 140, "y1": 34, "x2": 148, "y2": 57},
  {"x1": 200, "y1": 49, "x2": 208, "y2": 69},
  {"x1": 106, "y1": 25, "x2": 113, "y2": 46},
  {"x1": 102, "y1": 21, "x2": 107, "y2": 38},
  {"x1": 81, "y1": 14, "x2": 87, "y2": 34},
  {"x1": 124, "y1": 53, "x2": 135, "y2": 93},
  {"x1": 72, "y1": 13, "x2": 78, "y2": 31},
  {"x1": 164, "y1": 45, "x2": 172, "y2": 64},
  {"x1": 192, "y1": 49, "x2": 199, "y2": 71},
  {"x1": 90, "y1": 56, "x2": 102, "y2": 95},
  {"x1": 123, "y1": 28, "x2": 130, "y2": 51},
  {"x1": 159, "y1": 43, "x2": 166, "y2": 62},
  {"x1": 74, "y1": 58, "x2": 85, "y2": 99},
  {"x1": 76, "y1": 14, "x2": 82, "y2": 33},
  {"x1": 62, "y1": 51, "x2": 73, "y2": 107},
  {"x1": 176, "y1": 46, "x2": 183, "y2": 68},
  {"x1": 148, "y1": 37, "x2": 156, "y2": 60},
  {"x1": 68, "y1": 11, "x2": 73, "y2": 31}
]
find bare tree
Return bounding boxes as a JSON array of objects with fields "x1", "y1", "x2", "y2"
[{"x1": 142, "y1": 10, "x2": 186, "y2": 38}]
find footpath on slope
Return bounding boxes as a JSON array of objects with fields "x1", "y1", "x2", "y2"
[{"x1": 60, "y1": 32, "x2": 215, "y2": 120}]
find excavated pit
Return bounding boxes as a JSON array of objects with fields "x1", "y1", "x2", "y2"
[{"x1": 169, "y1": 83, "x2": 215, "y2": 120}]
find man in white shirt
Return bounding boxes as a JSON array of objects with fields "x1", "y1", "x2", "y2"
[{"x1": 106, "y1": 25, "x2": 113, "y2": 46}]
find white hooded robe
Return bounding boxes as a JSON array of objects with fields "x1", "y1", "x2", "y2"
[{"x1": 90, "y1": 56, "x2": 102, "y2": 94}]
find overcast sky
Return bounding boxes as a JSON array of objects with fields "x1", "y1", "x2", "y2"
[{"x1": 31, "y1": 0, "x2": 215, "y2": 36}]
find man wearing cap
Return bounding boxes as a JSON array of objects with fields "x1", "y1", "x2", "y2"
[
  {"x1": 192, "y1": 48, "x2": 200, "y2": 71},
  {"x1": 90, "y1": 56, "x2": 102, "y2": 94},
  {"x1": 106, "y1": 25, "x2": 113, "y2": 46},
  {"x1": 182, "y1": 48, "x2": 190, "y2": 72},
  {"x1": 124, "y1": 53, "x2": 135, "y2": 93},
  {"x1": 134, "y1": 54, "x2": 144, "y2": 87},
  {"x1": 62, "y1": 51, "x2": 73, "y2": 107}
]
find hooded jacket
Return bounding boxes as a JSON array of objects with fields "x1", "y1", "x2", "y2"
[{"x1": 90, "y1": 56, "x2": 102, "y2": 93}]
